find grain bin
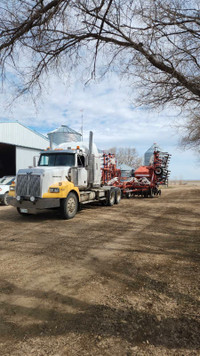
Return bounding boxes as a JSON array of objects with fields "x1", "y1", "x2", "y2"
[
  {"x1": 48, "y1": 125, "x2": 82, "y2": 147},
  {"x1": 144, "y1": 143, "x2": 163, "y2": 166}
]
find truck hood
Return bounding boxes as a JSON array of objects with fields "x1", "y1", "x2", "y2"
[{"x1": 17, "y1": 166, "x2": 71, "y2": 179}]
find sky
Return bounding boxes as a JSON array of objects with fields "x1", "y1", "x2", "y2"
[{"x1": 0, "y1": 72, "x2": 199, "y2": 180}]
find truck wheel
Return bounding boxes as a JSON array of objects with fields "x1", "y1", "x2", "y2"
[
  {"x1": 3, "y1": 192, "x2": 9, "y2": 206},
  {"x1": 115, "y1": 188, "x2": 121, "y2": 204},
  {"x1": 60, "y1": 192, "x2": 78, "y2": 219},
  {"x1": 107, "y1": 189, "x2": 115, "y2": 206}
]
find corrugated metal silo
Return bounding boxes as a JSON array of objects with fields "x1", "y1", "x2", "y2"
[
  {"x1": 144, "y1": 143, "x2": 163, "y2": 165},
  {"x1": 47, "y1": 125, "x2": 82, "y2": 147}
]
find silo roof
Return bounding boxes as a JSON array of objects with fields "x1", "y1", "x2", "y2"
[
  {"x1": 145, "y1": 143, "x2": 163, "y2": 153},
  {"x1": 48, "y1": 125, "x2": 81, "y2": 136}
]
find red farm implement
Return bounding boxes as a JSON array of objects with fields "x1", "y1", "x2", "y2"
[{"x1": 101, "y1": 150, "x2": 171, "y2": 198}]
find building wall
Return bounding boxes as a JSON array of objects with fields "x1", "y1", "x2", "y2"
[
  {"x1": 16, "y1": 146, "x2": 42, "y2": 172},
  {"x1": 0, "y1": 122, "x2": 49, "y2": 149}
]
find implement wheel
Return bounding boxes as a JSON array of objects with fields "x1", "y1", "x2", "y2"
[
  {"x1": 143, "y1": 191, "x2": 148, "y2": 198},
  {"x1": 60, "y1": 192, "x2": 78, "y2": 219},
  {"x1": 155, "y1": 166, "x2": 163, "y2": 176},
  {"x1": 126, "y1": 192, "x2": 131, "y2": 199},
  {"x1": 149, "y1": 188, "x2": 155, "y2": 198}
]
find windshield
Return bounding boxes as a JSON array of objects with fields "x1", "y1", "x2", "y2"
[{"x1": 38, "y1": 153, "x2": 75, "y2": 167}]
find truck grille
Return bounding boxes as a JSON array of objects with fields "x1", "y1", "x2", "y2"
[{"x1": 16, "y1": 174, "x2": 41, "y2": 197}]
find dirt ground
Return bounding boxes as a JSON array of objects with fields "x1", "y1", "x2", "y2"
[{"x1": 0, "y1": 185, "x2": 200, "y2": 356}]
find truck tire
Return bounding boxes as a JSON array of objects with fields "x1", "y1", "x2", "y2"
[
  {"x1": 107, "y1": 188, "x2": 115, "y2": 206},
  {"x1": 3, "y1": 192, "x2": 9, "y2": 206},
  {"x1": 114, "y1": 188, "x2": 121, "y2": 204},
  {"x1": 60, "y1": 192, "x2": 78, "y2": 219}
]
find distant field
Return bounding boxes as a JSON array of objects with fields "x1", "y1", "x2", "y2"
[{"x1": 169, "y1": 180, "x2": 200, "y2": 186}]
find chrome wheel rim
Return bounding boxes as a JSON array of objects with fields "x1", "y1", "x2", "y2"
[{"x1": 67, "y1": 197, "x2": 76, "y2": 214}]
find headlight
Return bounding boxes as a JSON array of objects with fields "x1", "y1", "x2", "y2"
[
  {"x1": 9, "y1": 186, "x2": 15, "y2": 191},
  {"x1": 16, "y1": 196, "x2": 21, "y2": 201},
  {"x1": 49, "y1": 187, "x2": 60, "y2": 193},
  {"x1": 30, "y1": 196, "x2": 36, "y2": 202}
]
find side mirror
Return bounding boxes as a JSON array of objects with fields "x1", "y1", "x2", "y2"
[{"x1": 33, "y1": 156, "x2": 39, "y2": 167}]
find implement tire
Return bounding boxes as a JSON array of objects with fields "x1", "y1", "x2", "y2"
[
  {"x1": 149, "y1": 188, "x2": 155, "y2": 198},
  {"x1": 60, "y1": 192, "x2": 78, "y2": 219},
  {"x1": 155, "y1": 166, "x2": 163, "y2": 176}
]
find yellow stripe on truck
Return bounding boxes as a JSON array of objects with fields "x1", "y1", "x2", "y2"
[{"x1": 42, "y1": 181, "x2": 80, "y2": 199}]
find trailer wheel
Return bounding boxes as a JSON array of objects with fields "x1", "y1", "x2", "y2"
[
  {"x1": 60, "y1": 192, "x2": 78, "y2": 219},
  {"x1": 114, "y1": 188, "x2": 121, "y2": 204},
  {"x1": 107, "y1": 189, "x2": 115, "y2": 206},
  {"x1": 126, "y1": 192, "x2": 131, "y2": 199}
]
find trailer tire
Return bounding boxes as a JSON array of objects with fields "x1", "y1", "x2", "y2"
[
  {"x1": 126, "y1": 192, "x2": 131, "y2": 199},
  {"x1": 107, "y1": 189, "x2": 115, "y2": 206},
  {"x1": 114, "y1": 188, "x2": 121, "y2": 204},
  {"x1": 60, "y1": 192, "x2": 78, "y2": 219}
]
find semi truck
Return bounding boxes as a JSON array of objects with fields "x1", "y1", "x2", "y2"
[{"x1": 8, "y1": 132, "x2": 121, "y2": 219}]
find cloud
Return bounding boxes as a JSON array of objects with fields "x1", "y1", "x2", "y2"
[{"x1": 0, "y1": 72, "x2": 200, "y2": 179}]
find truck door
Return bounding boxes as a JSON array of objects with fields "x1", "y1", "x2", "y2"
[{"x1": 77, "y1": 155, "x2": 87, "y2": 188}]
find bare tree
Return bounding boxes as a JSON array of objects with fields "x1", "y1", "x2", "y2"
[
  {"x1": 0, "y1": 0, "x2": 200, "y2": 149},
  {"x1": 107, "y1": 147, "x2": 142, "y2": 168},
  {"x1": 180, "y1": 113, "x2": 200, "y2": 154}
]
